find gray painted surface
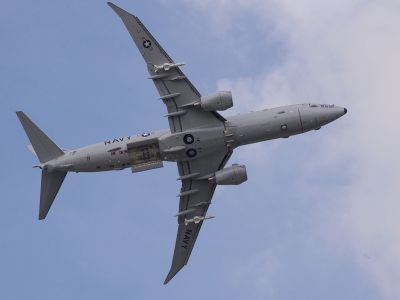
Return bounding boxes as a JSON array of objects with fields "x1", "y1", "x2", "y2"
[{"x1": 16, "y1": 2, "x2": 347, "y2": 285}]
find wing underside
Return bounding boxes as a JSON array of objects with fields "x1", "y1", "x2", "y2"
[
  {"x1": 164, "y1": 151, "x2": 232, "y2": 284},
  {"x1": 108, "y1": 2, "x2": 225, "y2": 133},
  {"x1": 108, "y1": 2, "x2": 232, "y2": 284}
]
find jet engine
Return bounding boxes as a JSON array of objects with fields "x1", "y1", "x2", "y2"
[
  {"x1": 213, "y1": 164, "x2": 247, "y2": 185},
  {"x1": 200, "y1": 91, "x2": 233, "y2": 111}
]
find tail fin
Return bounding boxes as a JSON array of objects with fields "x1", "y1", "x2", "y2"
[
  {"x1": 16, "y1": 111, "x2": 64, "y2": 163},
  {"x1": 16, "y1": 111, "x2": 67, "y2": 220},
  {"x1": 40, "y1": 170, "x2": 67, "y2": 220}
]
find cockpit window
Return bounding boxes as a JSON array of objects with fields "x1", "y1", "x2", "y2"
[{"x1": 321, "y1": 104, "x2": 335, "y2": 108}]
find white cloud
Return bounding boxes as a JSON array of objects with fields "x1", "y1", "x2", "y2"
[{"x1": 171, "y1": 0, "x2": 400, "y2": 297}]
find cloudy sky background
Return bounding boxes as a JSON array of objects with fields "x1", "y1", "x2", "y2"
[{"x1": 1, "y1": 0, "x2": 399, "y2": 299}]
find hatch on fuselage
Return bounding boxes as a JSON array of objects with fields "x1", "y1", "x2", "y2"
[{"x1": 127, "y1": 138, "x2": 163, "y2": 172}]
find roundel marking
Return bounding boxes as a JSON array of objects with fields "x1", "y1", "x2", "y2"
[
  {"x1": 186, "y1": 148, "x2": 197, "y2": 158},
  {"x1": 183, "y1": 134, "x2": 194, "y2": 144},
  {"x1": 143, "y1": 39, "x2": 152, "y2": 48}
]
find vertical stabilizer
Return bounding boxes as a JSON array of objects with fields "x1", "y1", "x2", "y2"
[{"x1": 16, "y1": 111, "x2": 64, "y2": 163}]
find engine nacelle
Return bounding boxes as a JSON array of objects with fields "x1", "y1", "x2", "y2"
[
  {"x1": 214, "y1": 164, "x2": 247, "y2": 185},
  {"x1": 200, "y1": 91, "x2": 233, "y2": 111}
]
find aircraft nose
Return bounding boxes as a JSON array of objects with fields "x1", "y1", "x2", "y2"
[
  {"x1": 335, "y1": 106, "x2": 347, "y2": 118},
  {"x1": 319, "y1": 106, "x2": 347, "y2": 126},
  {"x1": 298, "y1": 104, "x2": 347, "y2": 132}
]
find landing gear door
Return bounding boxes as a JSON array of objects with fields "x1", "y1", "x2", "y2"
[{"x1": 127, "y1": 138, "x2": 163, "y2": 173}]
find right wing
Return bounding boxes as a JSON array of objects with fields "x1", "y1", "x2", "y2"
[
  {"x1": 108, "y1": 3, "x2": 225, "y2": 133},
  {"x1": 164, "y1": 150, "x2": 232, "y2": 284}
]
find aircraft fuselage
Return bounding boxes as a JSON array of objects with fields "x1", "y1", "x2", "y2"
[{"x1": 45, "y1": 103, "x2": 346, "y2": 174}]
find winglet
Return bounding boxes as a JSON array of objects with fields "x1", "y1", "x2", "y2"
[
  {"x1": 107, "y1": 2, "x2": 135, "y2": 17},
  {"x1": 107, "y1": 1, "x2": 174, "y2": 67},
  {"x1": 164, "y1": 265, "x2": 184, "y2": 285}
]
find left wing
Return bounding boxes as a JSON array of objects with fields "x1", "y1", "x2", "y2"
[
  {"x1": 164, "y1": 150, "x2": 232, "y2": 284},
  {"x1": 108, "y1": 2, "x2": 225, "y2": 133}
]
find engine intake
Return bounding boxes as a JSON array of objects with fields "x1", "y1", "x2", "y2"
[
  {"x1": 214, "y1": 164, "x2": 247, "y2": 185},
  {"x1": 200, "y1": 91, "x2": 233, "y2": 111}
]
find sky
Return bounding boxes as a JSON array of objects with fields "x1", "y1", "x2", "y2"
[{"x1": 1, "y1": 0, "x2": 399, "y2": 299}]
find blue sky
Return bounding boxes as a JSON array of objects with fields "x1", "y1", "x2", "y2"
[{"x1": 1, "y1": 1, "x2": 399, "y2": 299}]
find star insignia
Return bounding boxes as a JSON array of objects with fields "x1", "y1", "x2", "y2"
[{"x1": 143, "y1": 39, "x2": 151, "y2": 48}]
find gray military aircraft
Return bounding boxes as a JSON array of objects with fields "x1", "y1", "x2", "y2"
[{"x1": 17, "y1": 2, "x2": 347, "y2": 284}]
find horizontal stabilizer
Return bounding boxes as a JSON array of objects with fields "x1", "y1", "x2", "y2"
[
  {"x1": 16, "y1": 111, "x2": 64, "y2": 163},
  {"x1": 39, "y1": 170, "x2": 67, "y2": 220}
]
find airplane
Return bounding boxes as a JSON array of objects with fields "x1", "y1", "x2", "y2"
[{"x1": 16, "y1": 2, "x2": 347, "y2": 284}]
